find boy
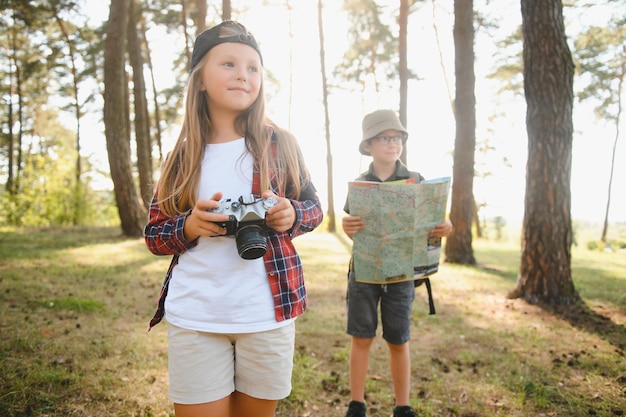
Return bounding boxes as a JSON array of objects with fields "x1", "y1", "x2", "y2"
[{"x1": 342, "y1": 109, "x2": 452, "y2": 417}]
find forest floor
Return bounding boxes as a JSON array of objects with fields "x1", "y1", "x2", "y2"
[{"x1": 0, "y1": 226, "x2": 624, "y2": 417}]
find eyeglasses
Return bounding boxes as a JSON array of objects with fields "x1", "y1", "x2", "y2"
[{"x1": 372, "y1": 135, "x2": 404, "y2": 145}]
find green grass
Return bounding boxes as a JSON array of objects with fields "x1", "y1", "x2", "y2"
[{"x1": 0, "y1": 226, "x2": 625, "y2": 416}]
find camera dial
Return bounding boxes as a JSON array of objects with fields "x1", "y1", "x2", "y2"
[{"x1": 262, "y1": 197, "x2": 278, "y2": 210}]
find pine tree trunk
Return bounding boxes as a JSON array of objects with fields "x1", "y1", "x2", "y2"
[
  {"x1": 128, "y1": 0, "x2": 153, "y2": 209},
  {"x1": 509, "y1": 0, "x2": 579, "y2": 305},
  {"x1": 445, "y1": 0, "x2": 476, "y2": 265},
  {"x1": 317, "y1": 0, "x2": 336, "y2": 232},
  {"x1": 103, "y1": 0, "x2": 146, "y2": 237},
  {"x1": 399, "y1": 0, "x2": 409, "y2": 164}
]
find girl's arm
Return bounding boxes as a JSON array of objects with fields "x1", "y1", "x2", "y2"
[
  {"x1": 144, "y1": 195, "x2": 197, "y2": 256},
  {"x1": 262, "y1": 187, "x2": 323, "y2": 239},
  {"x1": 290, "y1": 174, "x2": 324, "y2": 238},
  {"x1": 287, "y1": 191, "x2": 323, "y2": 238}
]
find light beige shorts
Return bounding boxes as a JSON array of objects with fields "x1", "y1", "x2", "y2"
[{"x1": 167, "y1": 321, "x2": 295, "y2": 404}]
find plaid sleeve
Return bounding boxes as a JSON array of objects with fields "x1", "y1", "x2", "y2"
[
  {"x1": 289, "y1": 194, "x2": 324, "y2": 239},
  {"x1": 262, "y1": 190, "x2": 323, "y2": 322},
  {"x1": 144, "y1": 195, "x2": 197, "y2": 256}
]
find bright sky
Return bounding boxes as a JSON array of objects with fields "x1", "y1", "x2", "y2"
[{"x1": 82, "y1": 0, "x2": 625, "y2": 227}]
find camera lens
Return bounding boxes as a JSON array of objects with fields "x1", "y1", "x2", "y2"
[{"x1": 235, "y1": 225, "x2": 268, "y2": 260}]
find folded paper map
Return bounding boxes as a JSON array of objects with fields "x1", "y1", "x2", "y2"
[{"x1": 348, "y1": 177, "x2": 451, "y2": 284}]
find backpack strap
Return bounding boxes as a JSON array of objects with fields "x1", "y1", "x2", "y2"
[{"x1": 415, "y1": 277, "x2": 436, "y2": 315}]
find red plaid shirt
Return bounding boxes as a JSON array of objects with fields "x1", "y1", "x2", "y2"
[{"x1": 144, "y1": 157, "x2": 323, "y2": 331}]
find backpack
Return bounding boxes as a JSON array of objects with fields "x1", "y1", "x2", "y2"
[{"x1": 414, "y1": 278, "x2": 436, "y2": 315}]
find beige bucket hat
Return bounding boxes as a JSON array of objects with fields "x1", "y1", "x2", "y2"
[{"x1": 359, "y1": 109, "x2": 408, "y2": 156}]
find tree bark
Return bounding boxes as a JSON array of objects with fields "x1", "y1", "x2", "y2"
[
  {"x1": 6, "y1": 32, "x2": 17, "y2": 195},
  {"x1": 54, "y1": 14, "x2": 83, "y2": 224},
  {"x1": 222, "y1": 0, "x2": 231, "y2": 21},
  {"x1": 600, "y1": 71, "x2": 622, "y2": 243},
  {"x1": 195, "y1": 0, "x2": 208, "y2": 34},
  {"x1": 398, "y1": 0, "x2": 409, "y2": 164},
  {"x1": 317, "y1": 0, "x2": 335, "y2": 232},
  {"x1": 103, "y1": 0, "x2": 146, "y2": 237},
  {"x1": 140, "y1": 19, "x2": 164, "y2": 163},
  {"x1": 445, "y1": 0, "x2": 476, "y2": 265},
  {"x1": 128, "y1": 0, "x2": 153, "y2": 209},
  {"x1": 181, "y1": 0, "x2": 191, "y2": 68},
  {"x1": 509, "y1": 0, "x2": 579, "y2": 305}
]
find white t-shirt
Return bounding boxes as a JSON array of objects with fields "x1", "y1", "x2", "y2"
[{"x1": 165, "y1": 138, "x2": 285, "y2": 333}]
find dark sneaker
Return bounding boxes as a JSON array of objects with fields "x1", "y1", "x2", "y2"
[
  {"x1": 392, "y1": 405, "x2": 417, "y2": 417},
  {"x1": 345, "y1": 400, "x2": 366, "y2": 417}
]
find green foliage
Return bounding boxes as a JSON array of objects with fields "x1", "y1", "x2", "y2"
[
  {"x1": 587, "y1": 239, "x2": 600, "y2": 251},
  {"x1": 586, "y1": 238, "x2": 626, "y2": 252},
  {"x1": 12, "y1": 154, "x2": 74, "y2": 226},
  {"x1": 334, "y1": 0, "x2": 400, "y2": 92},
  {"x1": 0, "y1": 149, "x2": 119, "y2": 227},
  {"x1": 486, "y1": 26, "x2": 524, "y2": 96},
  {"x1": 0, "y1": 2, "x2": 121, "y2": 230},
  {"x1": 480, "y1": 215, "x2": 508, "y2": 241},
  {"x1": 574, "y1": 19, "x2": 626, "y2": 122}
]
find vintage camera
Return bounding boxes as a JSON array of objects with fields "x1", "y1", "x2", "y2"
[{"x1": 210, "y1": 194, "x2": 277, "y2": 260}]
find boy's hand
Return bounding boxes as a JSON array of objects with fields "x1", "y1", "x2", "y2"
[
  {"x1": 429, "y1": 219, "x2": 453, "y2": 238},
  {"x1": 262, "y1": 190, "x2": 296, "y2": 233},
  {"x1": 342, "y1": 215, "x2": 365, "y2": 240}
]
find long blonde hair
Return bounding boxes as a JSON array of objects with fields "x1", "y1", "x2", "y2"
[{"x1": 156, "y1": 27, "x2": 308, "y2": 217}]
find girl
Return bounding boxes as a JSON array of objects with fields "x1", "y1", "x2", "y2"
[{"x1": 144, "y1": 21, "x2": 323, "y2": 417}]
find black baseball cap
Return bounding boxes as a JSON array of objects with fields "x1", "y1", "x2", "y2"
[{"x1": 190, "y1": 21, "x2": 263, "y2": 73}]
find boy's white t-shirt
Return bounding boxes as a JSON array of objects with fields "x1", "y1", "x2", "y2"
[{"x1": 165, "y1": 138, "x2": 288, "y2": 333}]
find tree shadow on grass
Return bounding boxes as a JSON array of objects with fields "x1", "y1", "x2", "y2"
[
  {"x1": 543, "y1": 302, "x2": 626, "y2": 352},
  {"x1": 474, "y1": 262, "x2": 626, "y2": 352}
]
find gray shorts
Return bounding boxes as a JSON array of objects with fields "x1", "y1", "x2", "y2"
[
  {"x1": 346, "y1": 271, "x2": 416, "y2": 345},
  {"x1": 167, "y1": 322, "x2": 295, "y2": 404}
]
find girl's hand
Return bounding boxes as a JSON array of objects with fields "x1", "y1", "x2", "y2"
[
  {"x1": 429, "y1": 219, "x2": 453, "y2": 238},
  {"x1": 342, "y1": 215, "x2": 365, "y2": 240},
  {"x1": 262, "y1": 190, "x2": 296, "y2": 233},
  {"x1": 183, "y1": 192, "x2": 230, "y2": 241}
]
